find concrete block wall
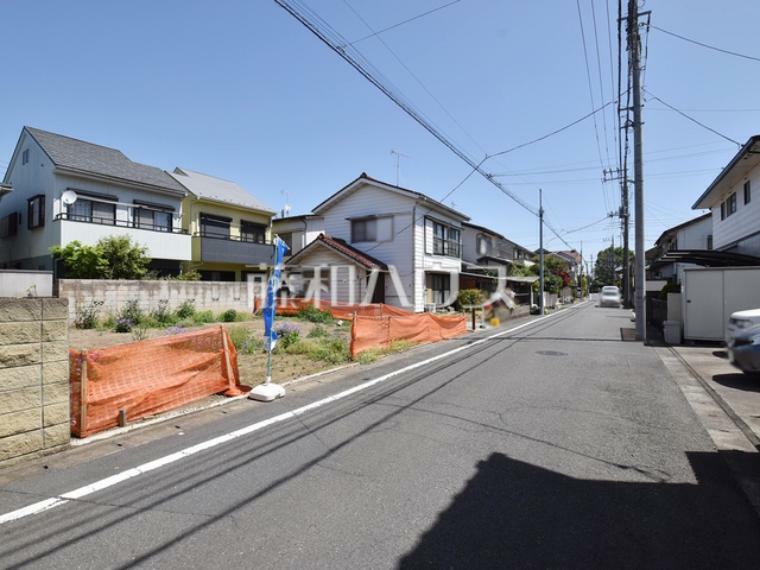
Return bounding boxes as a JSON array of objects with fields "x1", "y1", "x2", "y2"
[
  {"x1": 59, "y1": 279, "x2": 261, "y2": 321},
  {"x1": 0, "y1": 298, "x2": 70, "y2": 466}
]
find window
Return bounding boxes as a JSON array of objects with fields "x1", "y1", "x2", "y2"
[
  {"x1": 745, "y1": 180, "x2": 752, "y2": 205},
  {"x1": 426, "y1": 273, "x2": 451, "y2": 306},
  {"x1": 67, "y1": 198, "x2": 116, "y2": 225},
  {"x1": 240, "y1": 221, "x2": 267, "y2": 243},
  {"x1": 707, "y1": 234, "x2": 713, "y2": 250},
  {"x1": 0, "y1": 212, "x2": 19, "y2": 237},
  {"x1": 200, "y1": 214, "x2": 231, "y2": 238},
  {"x1": 27, "y1": 195, "x2": 45, "y2": 229},
  {"x1": 726, "y1": 192, "x2": 737, "y2": 217},
  {"x1": 351, "y1": 218, "x2": 377, "y2": 242},
  {"x1": 431, "y1": 220, "x2": 461, "y2": 257},
  {"x1": 477, "y1": 235, "x2": 489, "y2": 256},
  {"x1": 720, "y1": 202, "x2": 725, "y2": 220},
  {"x1": 22, "y1": 149, "x2": 29, "y2": 165},
  {"x1": 134, "y1": 201, "x2": 173, "y2": 232}
]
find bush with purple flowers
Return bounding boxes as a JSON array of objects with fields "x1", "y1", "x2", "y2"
[
  {"x1": 274, "y1": 322, "x2": 300, "y2": 349},
  {"x1": 114, "y1": 317, "x2": 133, "y2": 333},
  {"x1": 164, "y1": 325, "x2": 186, "y2": 336}
]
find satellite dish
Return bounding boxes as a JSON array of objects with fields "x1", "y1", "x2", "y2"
[{"x1": 61, "y1": 190, "x2": 78, "y2": 205}]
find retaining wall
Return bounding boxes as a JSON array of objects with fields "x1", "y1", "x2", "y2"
[
  {"x1": 0, "y1": 298, "x2": 70, "y2": 467},
  {"x1": 59, "y1": 279, "x2": 262, "y2": 321}
]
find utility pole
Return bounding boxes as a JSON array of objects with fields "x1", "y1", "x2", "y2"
[
  {"x1": 539, "y1": 188, "x2": 545, "y2": 315},
  {"x1": 621, "y1": 182, "x2": 630, "y2": 306},
  {"x1": 628, "y1": 0, "x2": 646, "y2": 341}
]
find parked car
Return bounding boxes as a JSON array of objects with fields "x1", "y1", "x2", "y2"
[
  {"x1": 726, "y1": 308, "x2": 760, "y2": 346},
  {"x1": 728, "y1": 324, "x2": 760, "y2": 376},
  {"x1": 599, "y1": 286, "x2": 622, "y2": 308}
]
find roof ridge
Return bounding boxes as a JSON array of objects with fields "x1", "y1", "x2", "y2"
[{"x1": 25, "y1": 126, "x2": 126, "y2": 156}]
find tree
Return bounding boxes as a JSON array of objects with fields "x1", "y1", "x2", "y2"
[
  {"x1": 98, "y1": 236, "x2": 151, "y2": 279},
  {"x1": 519, "y1": 254, "x2": 569, "y2": 295},
  {"x1": 593, "y1": 246, "x2": 631, "y2": 288},
  {"x1": 52, "y1": 236, "x2": 151, "y2": 279}
]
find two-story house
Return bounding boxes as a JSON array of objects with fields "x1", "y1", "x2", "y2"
[
  {"x1": 276, "y1": 173, "x2": 469, "y2": 311},
  {"x1": 648, "y1": 213, "x2": 712, "y2": 283},
  {"x1": 169, "y1": 168, "x2": 275, "y2": 281},
  {"x1": 0, "y1": 127, "x2": 191, "y2": 274},
  {"x1": 693, "y1": 136, "x2": 760, "y2": 257}
]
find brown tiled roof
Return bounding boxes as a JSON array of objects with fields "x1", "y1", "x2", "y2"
[{"x1": 288, "y1": 233, "x2": 388, "y2": 270}]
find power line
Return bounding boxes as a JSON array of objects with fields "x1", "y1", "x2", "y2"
[
  {"x1": 643, "y1": 89, "x2": 742, "y2": 147},
  {"x1": 590, "y1": 0, "x2": 613, "y2": 170},
  {"x1": 340, "y1": 0, "x2": 488, "y2": 158},
  {"x1": 487, "y1": 97, "x2": 620, "y2": 159},
  {"x1": 345, "y1": 0, "x2": 462, "y2": 46},
  {"x1": 274, "y1": 0, "x2": 587, "y2": 259},
  {"x1": 652, "y1": 24, "x2": 760, "y2": 63},
  {"x1": 575, "y1": 0, "x2": 609, "y2": 182}
]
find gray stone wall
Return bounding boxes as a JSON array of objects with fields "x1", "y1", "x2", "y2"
[
  {"x1": 0, "y1": 298, "x2": 70, "y2": 466},
  {"x1": 59, "y1": 279, "x2": 263, "y2": 321}
]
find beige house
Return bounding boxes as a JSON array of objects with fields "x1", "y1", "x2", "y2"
[{"x1": 170, "y1": 168, "x2": 276, "y2": 281}]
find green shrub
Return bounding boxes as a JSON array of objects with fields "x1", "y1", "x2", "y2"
[
  {"x1": 98, "y1": 314, "x2": 116, "y2": 331},
  {"x1": 220, "y1": 309, "x2": 238, "y2": 323},
  {"x1": 151, "y1": 299, "x2": 176, "y2": 326},
  {"x1": 356, "y1": 349, "x2": 381, "y2": 364},
  {"x1": 228, "y1": 326, "x2": 264, "y2": 355},
  {"x1": 131, "y1": 324, "x2": 149, "y2": 341},
  {"x1": 457, "y1": 289, "x2": 484, "y2": 308},
  {"x1": 307, "y1": 325, "x2": 328, "y2": 338},
  {"x1": 119, "y1": 299, "x2": 144, "y2": 325},
  {"x1": 175, "y1": 300, "x2": 196, "y2": 319},
  {"x1": 284, "y1": 336, "x2": 348, "y2": 364},
  {"x1": 74, "y1": 300, "x2": 103, "y2": 329},
  {"x1": 176, "y1": 269, "x2": 201, "y2": 281},
  {"x1": 296, "y1": 305, "x2": 334, "y2": 324},
  {"x1": 192, "y1": 310, "x2": 215, "y2": 324}
]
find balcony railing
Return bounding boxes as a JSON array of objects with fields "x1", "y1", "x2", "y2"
[
  {"x1": 198, "y1": 233, "x2": 273, "y2": 265},
  {"x1": 55, "y1": 212, "x2": 188, "y2": 234}
]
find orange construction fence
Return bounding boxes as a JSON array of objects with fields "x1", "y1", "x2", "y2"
[
  {"x1": 275, "y1": 298, "x2": 413, "y2": 320},
  {"x1": 350, "y1": 312, "x2": 467, "y2": 358},
  {"x1": 69, "y1": 327, "x2": 247, "y2": 438}
]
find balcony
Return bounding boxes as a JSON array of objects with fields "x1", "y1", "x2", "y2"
[
  {"x1": 198, "y1": 234, "x2": 274, "y2": 265},
  {"x1": 55, "y1": 213, "x2": 191, "y2": 261}
]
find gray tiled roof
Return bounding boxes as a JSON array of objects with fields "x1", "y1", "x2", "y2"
[
  {"x1": 170, "y1": 167, "x2": 274, "y2": 213},
  {"x1": 25, "y1": 127, "x2": 185, "y2": 194}
]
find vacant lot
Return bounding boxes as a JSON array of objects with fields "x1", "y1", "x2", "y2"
[{"x1": 69, "y1": 316, "x2": 354, "y2": 386}]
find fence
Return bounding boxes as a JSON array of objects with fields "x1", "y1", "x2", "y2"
[
  {"x1": 350, "y1": 312, "x2": 467, "y2": 358},
  {"x1": 69, "y1": 326, "x2": 245, "y2": 437},
  {"x1": 277, "y1": 298, "x2": 467, "y2": 358},
  {"x1": 59, "y1": 279, "x2": 259, "y2": 321}
]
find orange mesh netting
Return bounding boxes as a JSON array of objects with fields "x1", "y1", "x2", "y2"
[
  {"x1": 70, "y1": 327, "x2": 247, "y2": 438},
  {"x1": 275, "y1": 298, "x2": 412, "y2": 320},
  {"x1": 350, "y1": 312, "x2": 467, "y2": 358}
]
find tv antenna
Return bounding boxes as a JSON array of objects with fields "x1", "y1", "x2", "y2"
[{"x1": 390, "y1": 149, "x2": 410, "y2": 186}]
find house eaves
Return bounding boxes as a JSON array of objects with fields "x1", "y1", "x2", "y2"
[
  {"x1": 653, "y1": 213, "x2": 711, "y2": 247},
  {"x1": 692, "y1": 135, "x2": 760, "y2": 209}
]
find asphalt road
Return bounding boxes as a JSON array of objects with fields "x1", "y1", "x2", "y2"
[{"x1": 2, "y1": 302, "x2": 760, "y2": 569}]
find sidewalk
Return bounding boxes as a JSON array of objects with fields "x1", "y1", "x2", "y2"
[{"x1": 671, "y1": 345, "x2": 760, "y2": 446}]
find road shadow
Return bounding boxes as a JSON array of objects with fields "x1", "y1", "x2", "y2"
[
  {"x1": 713, "y1": 350, "x2": 728, "y2": 359},
  {"x1": 397, "y1": 451, "x2": 760, "y2": 569},
  {"x1": 713, "y1": 372, "x2": 760, "y2": 393}
]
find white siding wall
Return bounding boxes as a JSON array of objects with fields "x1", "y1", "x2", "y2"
[
  {"x1": 415, "y1": 205, "x2": 463, "y2": 311},
  {"x1": 0, "y1": 131, "x2": 59, "y2": 267},
  {"x1": 272, "y1": 216, "x2": 325, "y2": 256},
  {"x1": 320, "y1": 183, "x2": 415, "y2": 308},
  {"x1": 677, "y1": 216, "x2": 712, "y2": 250},
  {"x1": 285, "y1": 246, "x2": 367, "y2": 304},
  {"x1": 712, "y1": 167, "x2": 760, "y2": 254}
]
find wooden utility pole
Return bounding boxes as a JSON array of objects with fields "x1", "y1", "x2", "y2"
[{"x1": 628, "y1": 0, "x2": 646, "y2": 341}]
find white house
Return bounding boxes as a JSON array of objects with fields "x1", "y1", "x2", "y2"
[
  {"x1": 277, "y1": 173, "x2": 470, "y2": 311},
  {"x1": 693, "y1": 136, "x2": 760, "y2": 257},
  {"x1": 648, "y1": 213, "x2": 712, "y2": 283},
  {"x1": 0, "y1": 127, "x2": 191, "y2": 274},
  {"x1": 271, "y1": 214, "x2": 325, "y2": 256}
]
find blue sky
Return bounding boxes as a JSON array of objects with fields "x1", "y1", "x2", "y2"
[{"x1": 3, "y1": 0, "x2": 759, "y2": 264}]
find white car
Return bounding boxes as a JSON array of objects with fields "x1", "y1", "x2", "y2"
[
  {"x1": 726, "y1": 308, "x2": 760, "y2": 346},
  {"x1": 599, "y1": 286, "x2": 622, "y2": 308}
]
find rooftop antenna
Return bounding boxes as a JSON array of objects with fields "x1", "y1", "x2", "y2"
[
  {"x1": 279, "y1": 189, "x2": 291, "y2": 218},
  {"x1": 390, "y1": 149, "x2": 410, "y2": 186}
]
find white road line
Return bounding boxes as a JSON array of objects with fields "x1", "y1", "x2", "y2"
[{"x1": 0, "y1": 301, "x2": 589, "y2": 525}]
